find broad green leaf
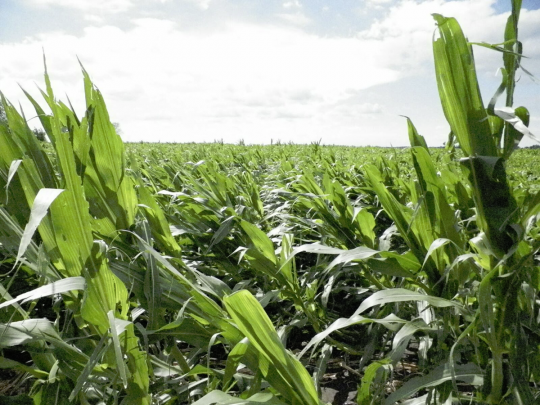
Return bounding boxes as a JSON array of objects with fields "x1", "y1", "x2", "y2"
[
  {"x1": 422, "y1": 238, "x2": 452, "y2": 268},
  {"x1": 207, "y1": 216, "x2": 235, "y2": 253},
  {"x1": 224, "y1": 290, "x2": 321, "y2": 405},
  {"x1": 131, "y1": 233, "x2": 225, "y2": 320},
  {"x1": 81, "y1": 242, "x2": 129, "y2": 332},
  {"x1": 384, "y1": 363, "x2": 483, "y2": 404},
  {"x1": 432, "y1": 14, "x2": 495, "y2": 157},
  {"x1": 390, "y1": 318, "x2": 434, "y2": 364},
  {"x1": 240, "y1": 220, "x2": 277, "y2": 264},
  {"x1": 313, "y1": 344, "x2": 332, "y2": 396},
  {"x1": 405, "y1": 116, "x2": 428, "y2": 150},
  {"x1": 16, "y1": 160, "x2": 64, "y2": 272},
  {"x1": 460, "y1": 155, "x2": 517, "y2": 253},
  {"x1": 278, "y1": 233, "x2": 297, "y2": 287},
  {"x1": 353, "y1": 288, "x2": 464, "y2": 317},
  {"x1": 49, "y1": 130, "x2": 94, "y2": 277},
  {"x1": 137, "y1": 178, "x2": 182, "y2": 256},
  {"x1": 87, "y1": 87, "x2": 125, "y2": 192},
  {"x1": 223, "y1": 337, "x2": 250, "y2": 390}
]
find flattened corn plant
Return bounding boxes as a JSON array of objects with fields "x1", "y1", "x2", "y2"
[{"x1": 0, "y1": 1, "x2": 539, "y2": 404}]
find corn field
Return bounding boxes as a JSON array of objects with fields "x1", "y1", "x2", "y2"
[{"x1": 1, "y1": 1, "x2": 539, "y2": 404}]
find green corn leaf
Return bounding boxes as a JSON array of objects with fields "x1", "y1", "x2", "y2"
[
  {"x1": 0, "y1": 280, "x2": 29, "y2": 321},
  {"x1": 107, "y1": 310, "x2": 129, "y2": 389},
  {"x1": 460, "y1": 155, "x2": 517, "y2": 253},
  {"x1": 240, "y1": 220, "x2": 277, "y2": 265},
  {"x1": 81, "y1": 242, "x2": 129, "y2": 332},
  {"x1": 354, "y1": 207, "x2": 377, "y2": 248},
  {"x1": 49, "y1": 133, "x2": 94, "y2": 276},
  {"x1": 68, "y1": 333, "x2": 109, "y2": 401},
  {"x1": 86, "y1": 85, "x2": 125, "y2": 193},
  {"x1": 207, "y1": 215, "x2": 235, "y2": 253},
  {"x1": 0, "y1": 357, "x2": 49, "y2": 379},
  {"x1": 278, "y1": 234, "x2": 296, "y2": 287},
  {"x1": 299, "y1": 289, "x2": 464, "y2": 359},
  {"x1": 353, "y1": 288, "x2": 464, "y2": 317},
  {"x1": 153, "y1": 317, "x2": 218, "y2": 348},
  {"x1": 432, "y1": 14, "x2": 495, "y2": 157},
  {"x1": 390, "y1": 318, "x2": 434, "y2": 364},
  {"x1": 136, "y1": 218, "x2": 163, "y2": 331},
  {"x1": 363, "y1": 164, "x2": 425, "y2": 261},
  {"x1": 384, "y1": 363, "x2": 483, "y2": 404},
  {"x1": 0, "y1": 96, "x2": 56, "y2": 187},
  {"x1": 405, "y1": 116, "x2": 428, "y2": 150},
  {"x1": 495, "y1": 106, "x2": 537, "y2": 150},
  {"x1": 223, "y1": 290, "x2": 321, "y2": 405},
  {"x1": 137, "y1": 177, "x2": 182, "y2": 256},
  {"x1": 223, "y1": 338, "x2": 250, "y2": 390},
  {"x1": 122, "y1": 323, "x2": 151, "y2": 405},
  {"x1": 19, "y1": 88, "x2": 54, "y2": 145},
  {"x1": 313, "y1": 344, "x2": 332, "y2": 396},
  {"x1": 357, "y1": 358, "x2": 391, "y2": 405},
  {"x1": 132, "y1": 233, "x2": 225, "y2": 320},
  {"x1": 299, "y1": 314, "x2": 404, "y2": 359}
]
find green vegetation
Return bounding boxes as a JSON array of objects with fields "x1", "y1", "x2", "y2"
[{"x1": 1, "y1": 1, "x2": 539, "y2": 404}]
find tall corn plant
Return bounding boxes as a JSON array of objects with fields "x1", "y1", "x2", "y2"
[
  {"x1": 0, "y1": 61, "x2": 153, "y2": 404},
  {"x1": 431, "y1": 2, "x2": 537, "y2": 402},
  {"x1": 316, "y1": 2, "x2": 538, "y2": 402}
]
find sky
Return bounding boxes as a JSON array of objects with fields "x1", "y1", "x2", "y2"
[{"x1": 0, "y1": 0, "x2": 539, "y2": 147}]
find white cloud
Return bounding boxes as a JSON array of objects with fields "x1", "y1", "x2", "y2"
[
  {"x1": 365, "y1": 0, "x2": 393, "y2": 10},
  {"x1": 24, "y1": 0, "x2": 133, "y2": 13},
  {"x1": 283, "y1": 1, "x2": 302, "y2": 9},
  {"x1": 0, "y1": 19, "x2": 402, "y2": 143},
  {"x1": 84, "y1": 14, "x2": 105, "y2": 23},
  {"x1": 357, "y1": 0, "x2": 504, "y2": 71},
  {"x1": 357, "y1": 0, "x2": 540, "y2": 76},
  {"x1": 184, "y1": 0, "x2": 213, "y2": 10},
  {"x1": 277, "y1": 12, "x2": 311, "y2": 26},
  {"x1": 279, "y1": 0, "x2": 309, "y2": 26}
]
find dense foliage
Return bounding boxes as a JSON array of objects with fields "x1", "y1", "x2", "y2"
[{"x1": 1, "y1": 1, "x2": 539, "y2": 404}]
